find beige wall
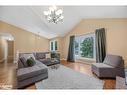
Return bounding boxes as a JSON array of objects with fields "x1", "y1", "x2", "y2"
[
  {"x1": 62, "y1": 18, "x2": 127, "y2": 66},
  {"x1": 1, "y1": 19, "x2": 127, "y2": 65},
  {"x1": 0, "y1": 21, "x2": 50, "y2": 61}
]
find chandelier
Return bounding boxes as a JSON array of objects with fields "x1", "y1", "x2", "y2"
[{"x1": 43, "y1": 6, "x2": 64, "y2": 24}]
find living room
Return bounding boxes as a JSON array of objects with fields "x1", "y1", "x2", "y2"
[{"x1": 0, "y1": 0, "x2": 127, "y2": 94}]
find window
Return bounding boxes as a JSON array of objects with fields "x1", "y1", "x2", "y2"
[
  {"x1": 75, "y1": 33, "x2": 96, "y2": 60},
  {"x1": 51, "y1": 42, "x2": 53, "y2": 51},
  {"x1": 55, "y1": 41, "x2": 57, "y2": 50},
  {"x1": 50, "y1": 40, "x2": 58, "y2": 51}
]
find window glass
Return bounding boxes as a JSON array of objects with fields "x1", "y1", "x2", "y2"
[
  {"x1": 55, "y1": 41, "x2": 57, "y2": 50},
  {"x1": 51, "y1": 42, "x2": 53, "y2": 50},
  {"x1": 75, "y1": 33, "x2": 95, "y2": 59},
  {"x1": 80, "y1": 37, "x2": 94, "y2": 58},
  {"x1": 50, "y1": 40, "x2": 58, "y2": 51}
]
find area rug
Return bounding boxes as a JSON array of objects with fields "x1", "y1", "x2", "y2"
[{"x1": 35, "y1": 65, "x2": 104, "y2": 89}]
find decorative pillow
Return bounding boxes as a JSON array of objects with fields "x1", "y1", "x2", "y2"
[
  {"x1": 19, "y1": 57, "x2": 28, "y2": 67},
  {"x1": 23, "y1": 53, "x2": 36, "y2": 60},
  {"x1": 46, "y1": 53, "x2": 51, "y2": 59},
  {"x1": 18, "y1": 59, "x2": 25, "y2": 68},
  {"x1": 36, "y1": 53, "x2": 46, "y2": 59},
  {"x1": 27, "y1": 57, "x2": 36, "y2": 67}
]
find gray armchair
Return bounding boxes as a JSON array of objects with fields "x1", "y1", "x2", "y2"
[{"x1": 92, "y1": 54, "x2": 125, "y2": 78}]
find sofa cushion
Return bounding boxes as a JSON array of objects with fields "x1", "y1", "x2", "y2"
[
  {"x1": 35, "y1": 60, "x2": 46, "y2": 66},
  {"x1": 39, "y1": 58, "x2": 51, "y2": 62},
  {"x1": 92, "y1": 63, "x2": 113, "y2": 68},
  {"x1": 103, "y1": 54, "x2": 122, "y2": 67},
  {"x1": 18, "y1": 59, "x2": 24, "y2": 68},
  {"x1": 17, "y1": 63, "x2": 48, "y2": 81},
  {"x1": 36, "y1": 53, "x2": 46, "y2": 59},
  {"x1": 38, "y1": 58, "x2": 51, "y2": 65},
  {"x1": 92, "y1": 63, "x2": 116, "y2": 78},
  {"x1": 19, "y1": 57, "x2": 28, "y2": 68},
  {"x1": 20, "y1": 53, "x2": 35, "y2": 60}
]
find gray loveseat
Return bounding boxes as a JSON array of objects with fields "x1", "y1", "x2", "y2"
[
  {"x1": 92, "y1": 54, "x2": 125, "y2": 78},
  {"x1": 17, "y1": 53, "x2": 48, "y2": 88}
]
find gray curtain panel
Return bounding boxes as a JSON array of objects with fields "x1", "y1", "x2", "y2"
[
  {"x1": 67, "y1": 35, "x2": 75, "y2": 62},
  {"x1": 95, "y1": 28, "x2": 106, "y2": 63}
]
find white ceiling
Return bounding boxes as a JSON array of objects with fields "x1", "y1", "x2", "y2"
[{"x1": 0, "y1": 6, "x2": 127, "y2": 39}]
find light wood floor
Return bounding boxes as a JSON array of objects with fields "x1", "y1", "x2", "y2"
[{"x1": 0, "y1": 60, "x2": 116, "y2": 89}]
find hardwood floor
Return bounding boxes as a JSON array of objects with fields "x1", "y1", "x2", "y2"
[
  {"x1": 0, "y1": 61, "x2": 17, "y2": 89},
  {"x1": 0, "y1": 60, "x2": 116, "y2": 89},
  {"x1": 61, "y1": 60, "x2": 116, "y2": 89}
]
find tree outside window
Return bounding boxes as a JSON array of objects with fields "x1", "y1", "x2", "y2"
[
  {"x1": 75, "y1": 40, "x2": 79, "y2": 55},
  {"x1": 80, "y1": 37, "x2": 94, "y2": 58},
  {"x1": 74, "y1": 33, "x2": 95, "y2": 60}
]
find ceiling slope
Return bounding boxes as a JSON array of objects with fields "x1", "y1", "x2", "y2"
[{"x1": 0, "y1": 6, "x2": 127, "y2": 39}]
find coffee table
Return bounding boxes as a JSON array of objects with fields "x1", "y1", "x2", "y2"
[{"x1": 50, "y1": 64, "x2": 60, "y2": 69}]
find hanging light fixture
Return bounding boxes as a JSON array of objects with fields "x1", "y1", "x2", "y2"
[{"x1": 43, "y1": 6, "x2": 64, "y2": 24}]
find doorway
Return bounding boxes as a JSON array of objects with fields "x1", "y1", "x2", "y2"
[{"x1": 0, "y1": 33, "x2": 14, "y2": 63}]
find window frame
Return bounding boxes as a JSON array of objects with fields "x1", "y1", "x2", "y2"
[
  {"x1": 50, "y1": 40, "x2": 58, "y2": 51},
  {"x1": 75, "y1": 33, "x2": 96, "y2": 61}
]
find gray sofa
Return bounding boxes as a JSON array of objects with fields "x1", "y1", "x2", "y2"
[
  {"x1": 17, "y1": 53, "x2": 48, "y2": 88},
  {"x1": 92, "y1": 54, "x2": 125, "y2": 78},
  {"x1": 34, "y1": 52, "x2": 60, "y2": 66},
  {"x1": 34, "y1": 52, "x2": 51, "y2": 66}
]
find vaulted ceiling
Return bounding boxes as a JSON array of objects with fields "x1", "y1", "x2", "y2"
[{"x1": 0, "y1": 6, "x2": 127, "y2": 39}]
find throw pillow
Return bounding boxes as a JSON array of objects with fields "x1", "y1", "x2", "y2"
[
  {"x1": 19, "y1": 57, "x2": 28, "y2": 67},
  {"x1": 23, "y1": 53, "x2": 36, "y2": 60},
  {"x1": 46, "y1": 53, "x2": 51, "y2": 59},
  {"x1": 36, "y1": 53, "x2": 46, "y2": 59},
  {"x1": 27, "y1": 57, "x2": 36, "y2": 67}
]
